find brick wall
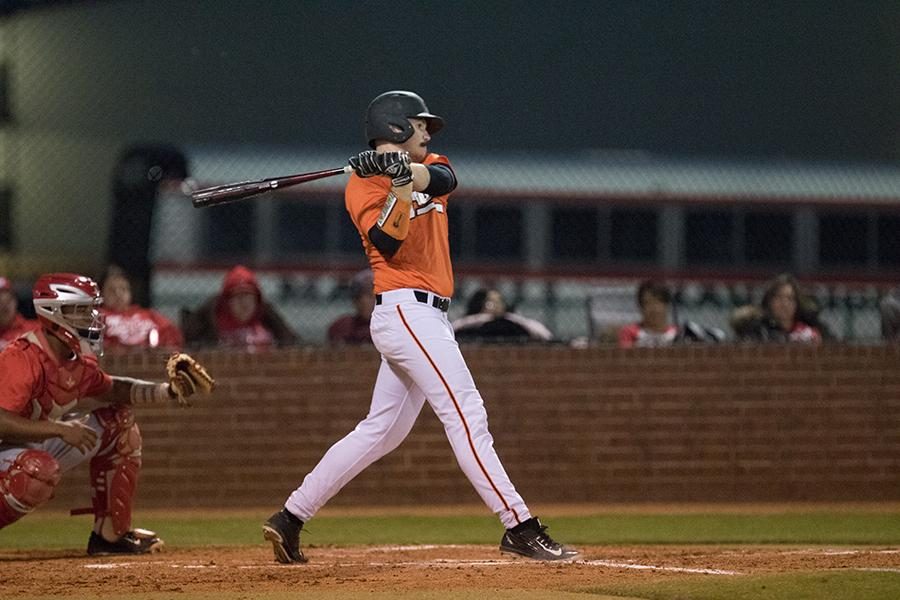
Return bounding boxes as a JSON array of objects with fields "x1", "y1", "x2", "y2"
[{"x1": 48, "y1": 344, "x2": 900, "y2": 510}]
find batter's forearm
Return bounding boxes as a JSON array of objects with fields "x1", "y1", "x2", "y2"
[
  {"x1": 410, "y1": 164, "x2": 431, "y2": 192},
  {"x1": 0, "y1": 409, "x2": 67, "y2": 443},
  {"x1": 368, "y1": 184, "x2": 413, "y2": 258}
]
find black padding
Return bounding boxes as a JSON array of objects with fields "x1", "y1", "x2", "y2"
[
  {"x1": 368, "y1": 224, "x2": 403, "y2": 257},
  {"x1": 424, "y1": 164, "x2": 457, "y2": 196}
]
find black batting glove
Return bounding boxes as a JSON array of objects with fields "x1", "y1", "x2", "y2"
[
  {"x1": 348, "y1": 150, "x2": 381, "y2": 178},
  {"x1": 378, "y1": 152, "x2": 413, "y2": 187}
]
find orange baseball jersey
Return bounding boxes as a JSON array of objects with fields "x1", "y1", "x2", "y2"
[
  {"x1": 345, "y1": 153, "x2": 455, "y2": 298},
  {"x1": 0, "y1": 329, "x2": 112, "y2": 426}
]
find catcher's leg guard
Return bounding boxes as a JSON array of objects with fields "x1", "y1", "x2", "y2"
[
  {"x1": 0, "y1": 449, "x2": 61, "y2": 529},
  {"x1": 89, "y1": 405, "x2": 143, "y2": 537}
]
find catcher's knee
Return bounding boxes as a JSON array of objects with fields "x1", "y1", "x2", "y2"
[
  {"x1": 94, "y1": 405, "x2": 142, "y2": 457},
  {"x1": 0, "y1": 449, "x2": 61, "y2": 512},
  {"x1": 116, "y1": 419, "x2": 142, "y2": 457}
]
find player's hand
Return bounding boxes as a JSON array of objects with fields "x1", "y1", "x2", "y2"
[
  {"x1": 378, "y1": 152, "x2": 413, "y2": 187},
  {"x1": 348, "y1": 150, "x2": 380, "y2": 178},
  {"x1": 57, "y1": 420, "x2": 98, "y2": 453}
]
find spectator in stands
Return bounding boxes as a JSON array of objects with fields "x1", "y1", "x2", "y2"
[
  {"x1": 327, "y1": 269, "x2": 375, "y2": 345},
  {"x1": 100, "y1": 266, "x2": 183, "y2": 352},
  {"x1": 730, "y1": 273, "x2": 821, "y2": 344},
  {"x1": 880, "y1": 286, "x2": 900, "y2": 342},
  {"x1": 181, "y1": 265, "x2": 299, "y2": 351},
  {"x1": 0, "y1": 276, "x2": 39, "y2": 350},
  {"x1": 618, "y1": 280, "x2": 679, "y2": 348},
  {"x1": 452, "y1": 287, "x2": 553, "y2": 343}
]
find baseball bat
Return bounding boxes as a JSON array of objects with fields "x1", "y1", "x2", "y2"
[{"x1": 190, "y1": 165, "x2": 352, "y2": 208}]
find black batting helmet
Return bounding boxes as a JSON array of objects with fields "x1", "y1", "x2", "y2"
[{"x1": 365, "y1": 91, "x2": 444, "y2": 149}]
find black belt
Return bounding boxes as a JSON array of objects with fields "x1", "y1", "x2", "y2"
[{"x1": 375, "y1": 290, "x2": 451, "y2": 312}]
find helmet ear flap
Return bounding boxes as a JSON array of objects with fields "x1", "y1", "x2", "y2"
[{"x1": 376, "y1": 117, "x2": 415, "y2": 148}]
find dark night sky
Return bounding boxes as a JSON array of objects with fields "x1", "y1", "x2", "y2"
[
  {"x1": 186, "y1": 1, "x2": 899, "y2": 160},
  {"x1": 6, "y1": 0, "x2": 899, "y2": 161}
]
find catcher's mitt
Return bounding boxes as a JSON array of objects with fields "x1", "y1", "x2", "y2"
[{"x1": 166, "y1": 353, "x2": 215, "y2": 407}]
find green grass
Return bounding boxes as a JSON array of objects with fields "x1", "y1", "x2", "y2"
[
  {"x1": 2, "y1": 508, "x2": 900, "y2": 549},
  {"x1": 585, "y1": 571, "x2": 900, "y2": 600}
]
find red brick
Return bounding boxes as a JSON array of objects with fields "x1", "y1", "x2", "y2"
[{"x1": 41, "y1": 345, "x2": 900, "y2": 507}]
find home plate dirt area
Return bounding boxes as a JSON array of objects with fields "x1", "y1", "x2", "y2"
[{"x1": 4, "y1": 544, "x2": 900, "y2": 596}]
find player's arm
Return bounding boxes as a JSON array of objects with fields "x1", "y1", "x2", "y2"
[
  {"x1": 0, "y1": 408, "x2": 97, "y2": 451},
  {"x1": 90, "y1": 356, "x2": 214, "y2": 408},
  {"x1": 364, "y1": 153, "x2": 415, "y2": 258},
  {"x1": 410, "y1": 163, "x2": 457, "y2": 195},
  {"x1": 368, "y1": 184, "x2": 412, "y2": 258},
  {"x1": 92, "y1": 376, "x2": 177, "y2": 406}
]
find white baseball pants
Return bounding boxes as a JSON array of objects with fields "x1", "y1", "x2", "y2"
[
  {"x1": 0, "y1": 412, "x2": 108, "y2": 473},
  {"x1": 285, "y1": 288, "x2": 531, "y2": 529}
]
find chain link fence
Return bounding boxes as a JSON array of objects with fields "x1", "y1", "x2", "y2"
[
  {"x1": 2, "y1": 142, "x2": 899, "y2": 347},
  {"x1": 1, "y1": 4, "x2": 899, "y2": 348}
]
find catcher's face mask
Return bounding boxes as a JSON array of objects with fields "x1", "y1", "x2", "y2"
[{"x1": 33, "y1": 273, "x2": 106, "y2": 356}]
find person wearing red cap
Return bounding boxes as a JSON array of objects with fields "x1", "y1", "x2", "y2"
[
  {"x1": 182, "y1": 265, "x2": 299, "y2": 350},
  {"x1": 0, "y1": 276, "x2": 39, "y2": 351}
]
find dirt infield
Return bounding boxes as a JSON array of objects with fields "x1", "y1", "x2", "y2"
[{"x1": 4, "y1": 543, "x2": 900, "y2": 598}]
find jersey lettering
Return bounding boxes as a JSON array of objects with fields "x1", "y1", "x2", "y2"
[{"x1": 409, "y1": 192, "x2": 444, "y2": 218}]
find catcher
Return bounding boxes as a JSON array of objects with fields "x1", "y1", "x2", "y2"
[{"x1": 0, "y1": 273, "x2": 214, "y2": 555}]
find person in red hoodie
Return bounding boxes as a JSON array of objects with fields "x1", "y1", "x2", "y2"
[
  {"x1": 100, "y1": 267, "x2": 183, "y2": 352},
  {"x1": 0, "y1": 276, "x2": 39, "y2": 351},
  {"x1": 182, "y1": 265, "x2": 299, "y2": 350}
]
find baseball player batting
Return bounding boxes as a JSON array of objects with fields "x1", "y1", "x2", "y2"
[
  {"x1": 264, "y1": 91, "x2": 579, "y2": 562},
  {"x1": 0, "y1": 273, "x2": 214, "y2": 555}
]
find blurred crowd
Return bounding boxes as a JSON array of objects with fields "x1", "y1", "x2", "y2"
[{"x1": 1, "y1": 268, "x2": 898, "y2": 354}]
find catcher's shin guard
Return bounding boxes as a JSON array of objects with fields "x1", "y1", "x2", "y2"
[
  {"x1": 89, "y1": 406, "x2": 142, "y2": 536},
  {"x1": 0, "y1": 450, "x2": 61, "y2": 528}
]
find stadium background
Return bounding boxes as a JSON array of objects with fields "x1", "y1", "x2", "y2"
[
  {"x1": 3, "y1": 7, "x2": 900, "y2": 600},
  {"x1": 0, "y1": 1, "x2": 898, "y2": 509},
  {"x1": 1, "y1": 0, "x2": 898, "y2": 345}
]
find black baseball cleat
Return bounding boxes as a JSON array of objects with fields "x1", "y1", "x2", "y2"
[
  {"x1": 500, "y1": 517, "x2": 580, "y2": 561},
  {"x1": 263, "y1": 509, "x2": 307, "y2": 564},
  {"x1": 87, "y1": 529, "x2": 164, "y2": 556}
]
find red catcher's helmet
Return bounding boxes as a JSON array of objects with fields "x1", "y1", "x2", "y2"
[{"x1": 32, "y1": 273, "x2": 105, "y2": 355}]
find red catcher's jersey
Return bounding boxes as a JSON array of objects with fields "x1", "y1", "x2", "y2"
[
  {"x1": 345, "y1": 153, "x2": 454, "y2": 298},
  {"x1": 0, "y1": 329, "x2": 112, "y2": 427}
]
